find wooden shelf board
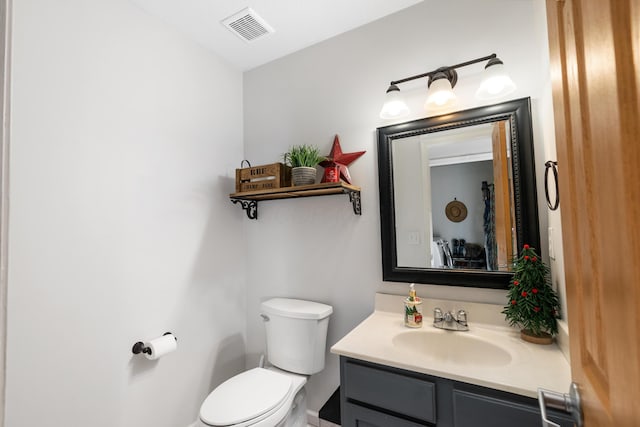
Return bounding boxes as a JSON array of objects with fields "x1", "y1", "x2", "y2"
[{"x1": 230, "y1": 182, "x2": 360, "y2": 201}]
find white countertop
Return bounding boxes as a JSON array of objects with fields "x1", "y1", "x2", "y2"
[{"x1": 330, "y1": 294, "x2": 571, "y2": 398}]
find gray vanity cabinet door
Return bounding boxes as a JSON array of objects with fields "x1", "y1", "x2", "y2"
[
  {"x1": 452, "y1": 390, "x2": 574, "y2": 427},
  {"x1": 343, "y1": 360, "x2": 436, "y2": 423},
  {"x1": 343, "y1": 402, "x2": 429, "y2": 427}
]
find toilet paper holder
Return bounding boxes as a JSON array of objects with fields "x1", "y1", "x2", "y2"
[{"x1": 132, "y1": 332, "x2": 177, "y2": 356}]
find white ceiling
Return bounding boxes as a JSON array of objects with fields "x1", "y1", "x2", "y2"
[{"x1": 129, "y1": 0, "x2": 424, "y2": 71}]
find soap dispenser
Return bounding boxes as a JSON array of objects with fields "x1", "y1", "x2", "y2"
[{"x1": 404, "y1": 283, "x2": 423, "y2": 328}]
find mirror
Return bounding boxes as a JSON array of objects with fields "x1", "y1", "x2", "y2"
[{"x1": 377, "y1": 97, "x2": 540, "y2": 289}]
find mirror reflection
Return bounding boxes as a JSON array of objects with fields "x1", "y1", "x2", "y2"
[
  {"x1": 393, "y1": 121, "x2": 516, "y2": 272},
  {"x1": 377, "y1": 97, "x2": 540, "y2": 289}
]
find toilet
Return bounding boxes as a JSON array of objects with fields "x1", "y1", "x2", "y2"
[{"x1": 196, "y1": 298, "x2": 333, "y2": 427}]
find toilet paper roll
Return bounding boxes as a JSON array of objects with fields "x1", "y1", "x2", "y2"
[{"x1": 144, "y1": 334, "x2": 177, "y2": 360}]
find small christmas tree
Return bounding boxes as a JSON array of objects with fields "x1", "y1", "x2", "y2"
[{"x1": 502, "y1": 244, "x2": 560, "y2": 340}]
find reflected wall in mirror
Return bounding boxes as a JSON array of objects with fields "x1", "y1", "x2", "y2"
[
  {"x1": 378, "y1": 98, "x2": 540, "y2": 289},
  {"x1": 393, "y1": 121, "x2": 515, "y2": 271}
]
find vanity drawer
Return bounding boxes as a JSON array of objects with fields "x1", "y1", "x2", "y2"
[
  {"x1": 343, "y1": 360, "x2": 436, "y2": 423},
  {"x1": 343, "y1": 402, "x2": 429, "y2": 427},
  {"x1": 452, "y1": 389, "x2": 574, "y2": 427}
]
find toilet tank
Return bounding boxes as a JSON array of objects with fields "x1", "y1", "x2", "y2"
[{"x1": 260, "y1": 298, "x2": 333, "y2": 375}]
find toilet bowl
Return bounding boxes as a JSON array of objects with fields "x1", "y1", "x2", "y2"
[
  {"x1": 196, "y1": 298, "x2": 333, "y2": 427},
  {"x1": 196, "y1": 367, "x2": 307, "y2": 427}
]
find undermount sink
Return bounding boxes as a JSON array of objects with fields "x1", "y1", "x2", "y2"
[{"x1": 392, "y1": 328, "x2": 513, "y2": 367}]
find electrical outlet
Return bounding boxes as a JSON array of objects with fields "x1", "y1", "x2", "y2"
[
  {"x1": 408, "y1": 231, "x2": 420, "y2": 245},
  {"x1": 548, "y1": 227, "x2": 555, "y2": 260}
]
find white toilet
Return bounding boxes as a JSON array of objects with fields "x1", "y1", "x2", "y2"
[{"x1": 196, "y1": 298, "x2": 333, "y2": 427}]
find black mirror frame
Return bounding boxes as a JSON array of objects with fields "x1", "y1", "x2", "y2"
[{"x1": 377, "y1": 97, "x2": 540, "y2": 289}]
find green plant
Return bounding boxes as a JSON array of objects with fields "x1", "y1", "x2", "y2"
[
  {"x1": 502, "y1": 244, "x2": 560, "y2": 336},
  {"x1": 283, "y1": 144, "x2": 324, "y2": 168}
]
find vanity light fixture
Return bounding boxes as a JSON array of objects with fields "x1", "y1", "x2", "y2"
[{"x1": 379, "y1": 53, "x2": 517, "y2": 119}]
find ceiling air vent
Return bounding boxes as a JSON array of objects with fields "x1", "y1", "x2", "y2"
[{"x1": 222, "y1": 7, "x2": 275, "y2": 43}]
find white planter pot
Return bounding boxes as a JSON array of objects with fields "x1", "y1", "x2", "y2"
[{"x1": 291, "y1": 166, "x2": 317, "y2": 186}]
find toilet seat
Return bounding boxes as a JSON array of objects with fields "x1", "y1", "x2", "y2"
[{"x1": 200, "y1": 368, "x2": 293, "y2": 427}]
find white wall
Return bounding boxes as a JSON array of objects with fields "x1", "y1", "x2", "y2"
[
  {"x1": 243, "y1": 0, "x2": 557, "y2": 413},
  {"x1": 431, "y1": 161, "x2": 494, "y2": 249},
  {"x1": 6, "y1": 1, "x2": 246, "y2": 426},
  {"x1": 393, "y1": 135, "x2": 431, "y2": 268},
  {"x1": 532, "y1": 0, "x2": 571, "y2": 360}
]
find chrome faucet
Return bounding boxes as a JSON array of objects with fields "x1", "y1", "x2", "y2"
[{"x1": 433, "y1": 308, "x2": 469, "y2": 331}]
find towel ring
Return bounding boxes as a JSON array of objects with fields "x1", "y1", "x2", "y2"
[{"x1": 545, "y1": 161, "x2": 559, "y2": 211}]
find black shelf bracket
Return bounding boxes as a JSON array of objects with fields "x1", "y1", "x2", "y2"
[
  {"x1": 348, "y1": 191, "x2": 362, "y2": 215},
  {"x1": 231, "y1": 199, "x2": 258, "y2": 219}
]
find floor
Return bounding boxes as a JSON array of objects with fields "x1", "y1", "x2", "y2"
[{"x1": 308, "y1": 411, "x2": 341, "y2": 427}]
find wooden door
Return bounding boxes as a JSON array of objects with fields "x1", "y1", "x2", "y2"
[
  {"x1": 491, "y1": 121, "x2": 513, "y2": 270},
  {"x1": 546, "y1": 0, "x2": 640, "y2": 425}
]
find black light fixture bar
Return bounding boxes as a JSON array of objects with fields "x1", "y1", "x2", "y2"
[{"x1": 389, "y1": 53, "x2": 497, "y2": 86}]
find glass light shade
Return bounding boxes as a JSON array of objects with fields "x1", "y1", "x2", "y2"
[
  {"x1": 380, "y1": 86, "x2": 410, "y2": 119},
  {"x1": 476, "y1": 62, "x2": 516, "y2": 100},
  {"x1": 425, "y1": 77, "x2": 457, "y2": 109}
]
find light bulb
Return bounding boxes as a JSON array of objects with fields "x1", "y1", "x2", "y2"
[
  {"x1": 476, "y1": 59, "x2": 516, "y2": 100},
  {"x1": 425, "y1": 76, "x2": 456, "y2": 110},
  {"x1": 380, "y1": 85, "x2": 410, "y2": 119}
]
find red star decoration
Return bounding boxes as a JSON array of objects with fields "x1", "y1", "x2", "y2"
[{"x1": 319, "y1": 135, "x2": 365, "y2": 184}]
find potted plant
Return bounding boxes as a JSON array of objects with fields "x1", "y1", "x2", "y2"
[
  {"x1": 502, "y1": 244, "x2": 561, "y2": 344},
  {"x1": 283, "y1": 144, "x2": 324, "y2": 186}
]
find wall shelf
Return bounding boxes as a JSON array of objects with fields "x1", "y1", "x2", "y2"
[{"x1": 229, "y1": 182, "x2": 361, "y2": 219}]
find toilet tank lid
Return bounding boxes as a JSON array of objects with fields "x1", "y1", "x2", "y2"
[{"x1": 261, "y1": 298, "x2": 333, "y2": 320}]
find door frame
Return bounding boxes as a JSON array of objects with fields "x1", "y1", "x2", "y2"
[{"x1": 0, "y1": 0, "x2": 10, "y2": 425}]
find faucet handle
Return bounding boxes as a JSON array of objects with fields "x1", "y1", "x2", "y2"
[
  {"x1": 456, "y1": 309, "x2": 468, "y2": 326},
  {"x1": 434, "y1": 307, "x2": 443, "y2": 322}
]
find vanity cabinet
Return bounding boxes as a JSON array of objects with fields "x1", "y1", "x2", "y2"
[{"x1": 340, "y1": 357, "x2": 574, "y2": 427}]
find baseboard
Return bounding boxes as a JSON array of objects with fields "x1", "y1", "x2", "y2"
[{"x1": 307, "y1": 409, "x2": 319, "y2": 426}]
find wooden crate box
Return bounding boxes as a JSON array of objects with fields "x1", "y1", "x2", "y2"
[{"x1": 235, "y1": 162, "x2": 292, "y2": 192}]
